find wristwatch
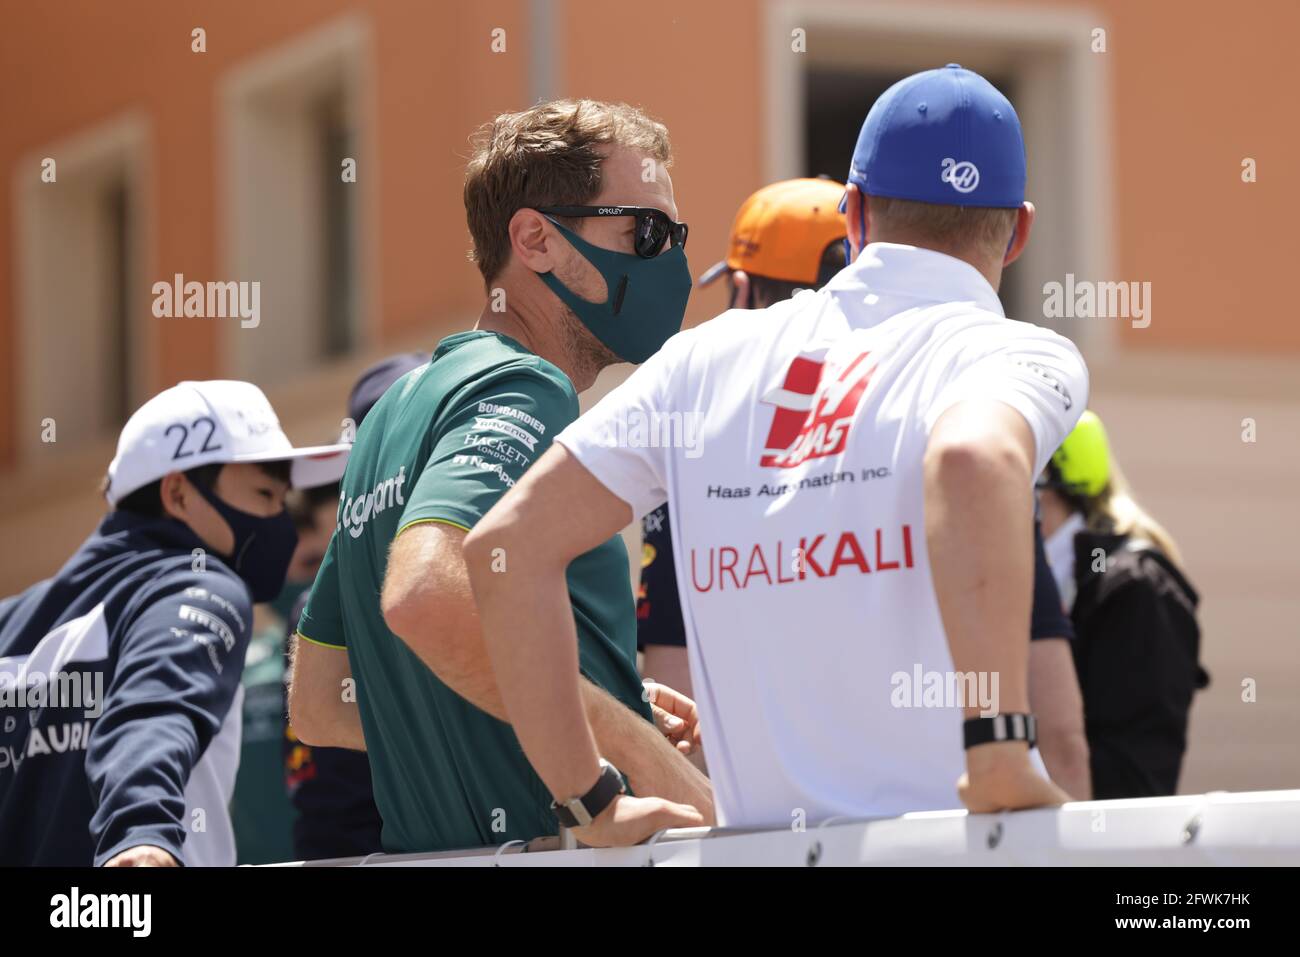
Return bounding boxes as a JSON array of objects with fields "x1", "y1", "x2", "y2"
[
  {"x1": 963, "y1": 713, "x2": 1037, "y2": 751},
  {"x1": 551, "y1": 759, "x2": 626, "y2": 828}
]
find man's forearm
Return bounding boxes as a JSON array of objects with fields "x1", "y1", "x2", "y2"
[
  {"x1": 314, "y1": 712, "x2": 367, "y2": 752},
  {"x1": 465, "y1": 445, "x2": 708, "y2": 809},
  {"x1": 412, "y1": 613, "x2": 618, "y2": 725},
  {"x1": 287, "y1": 636, "x2": 368, "y2": 751},
  {"x1": 414, "y1": 614, "x2": 712, "y2": 814},
  {"x1": 388, "y1": 523, "x2": 596, "y2": 726},
  {"x1": 470, "y1": 548, "x2": 600, "y2": 802},
  {"x1": 1037, "y1": 726, "x2": 1091, "y2": 800},
  {"x1": 287, "y1": 679, "x2": 368, "y2": 751},
  {"x1": 926, "y1": 401, "x2": 1071, "y2": 811},
  {"x1": 1029, "y1": 638, "x2": 1092, "y2": 799},
  {"x1": 925, "y1": 433, "x2": 1034, "y2": 716},
  {"x1": 584, "y1": 681, "x2": 714, "y2": 820}
]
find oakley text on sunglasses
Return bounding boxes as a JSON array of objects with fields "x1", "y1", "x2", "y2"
[{"x1": 536, "y1": 205, "x2": 689, "y2": 259}]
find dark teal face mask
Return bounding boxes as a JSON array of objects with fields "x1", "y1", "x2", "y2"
[{"x1": 537, "y1": 217, "x2": 692, "y2": 364}]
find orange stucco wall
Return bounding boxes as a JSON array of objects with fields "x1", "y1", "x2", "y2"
[{"x1": 1, "y1": 0, "x2": 1296, "y2": 471}]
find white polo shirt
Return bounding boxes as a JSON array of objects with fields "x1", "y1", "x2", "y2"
[{"x1": 556, "y1": 242, "x2": 1089, "y2": 827}]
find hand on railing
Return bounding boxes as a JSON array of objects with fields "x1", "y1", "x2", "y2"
[
  {"x1": 573, "y1": 794, "x2": 705, "y2": 847},
  {"x1": 958, "y1": 740, "x2": 1071, "y2": 814}
]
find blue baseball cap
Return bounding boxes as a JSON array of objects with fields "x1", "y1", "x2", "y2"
[{"x1": 843, "y1": 64, "x2": 1025, "y2": 210}]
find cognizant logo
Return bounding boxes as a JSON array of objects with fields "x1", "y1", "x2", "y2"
[{"x1": 338, "y1": 466, "x2": 409, "y2": 539}]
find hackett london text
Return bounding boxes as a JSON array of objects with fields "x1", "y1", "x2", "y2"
[{"x1": 690, "y1": 526, "x2": 914, "y2": 592}]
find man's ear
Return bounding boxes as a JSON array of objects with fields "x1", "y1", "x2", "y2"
[
  {"x1": 1003, "y1": 201, "x2": 1035, "y2": 267},
  {"x1": 159, "y1": 471, "x2": 190, "y2": 522},
  {"x1": 844, "y1": 185, "x2": 869, "y2": 260},
  {"x1": 729, "y1": 270, "x2": 751, "y2": 309},
  {"x1": 508, "y1": 208, "x2": 563, "y2": 274}
]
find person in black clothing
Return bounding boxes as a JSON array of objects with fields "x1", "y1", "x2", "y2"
[
  {"x1": 282, "y1": 353, "x2": 427, "y2": 861},
  {"x1": 1037, "y1": 410, "x2": 1208, "y2": 799}
]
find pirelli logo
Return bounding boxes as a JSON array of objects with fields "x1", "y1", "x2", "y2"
[{"x1": 177, "y1": 604, "x2": 236, "y2": 653}]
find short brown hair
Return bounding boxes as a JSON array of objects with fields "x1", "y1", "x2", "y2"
[
  {"x1": 463, "y1": 99, "x2": 672, "y2": 286},
  {"x1": 867, "y1": 195, "x2": 1017, "y2": 262}
]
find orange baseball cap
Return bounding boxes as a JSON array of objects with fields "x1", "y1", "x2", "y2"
[{"x1": 699, "y1": 177, "x2": 848, "y2": 287}]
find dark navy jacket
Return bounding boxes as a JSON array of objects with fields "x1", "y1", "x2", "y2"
[{"x1": 0, "y1": 511, "x2": 253, "y2": 865}]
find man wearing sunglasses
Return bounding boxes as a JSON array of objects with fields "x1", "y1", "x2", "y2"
[
  {"x1": 289, "y1": 98, "x2": 707, "y2": 855},
  {"x1": 466, "y1": 65, "x2": 1091, "y2": 846},
  {"x1": 535, "y1": 205, "x2": 688, "y2": 261}
]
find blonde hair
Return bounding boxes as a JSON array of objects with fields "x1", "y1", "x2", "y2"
[
  {"x1": 867, "y1": 195, "x2": 1018, "y2": 263},
  {"x1": 1082, "y1": 456, "x2": 1184, "y2": 567}
]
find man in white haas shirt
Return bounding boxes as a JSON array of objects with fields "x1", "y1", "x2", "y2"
[{"x1": 465, "y1": 64, "x2": 1089, "y2": 845}]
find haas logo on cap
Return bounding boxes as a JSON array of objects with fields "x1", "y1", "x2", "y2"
[
  {"x1": 759, "y1": 349, "x2": 876, "y2": 468},
  {"x1": 941, "y1": 158, "x2": 980, "y2": 194}
]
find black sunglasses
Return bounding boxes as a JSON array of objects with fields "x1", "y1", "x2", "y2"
[{"x1": 537, "y1": 205, "x2": 689, "y2": 259}]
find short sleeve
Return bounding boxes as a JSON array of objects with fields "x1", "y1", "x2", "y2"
[
  {"x1": 298, "y1": 529, "x2": 345, "y2": 649},
  {"x1": 397, "y1": 368, "x2": 577, "y2": 533},
  {"x1": 925, "y1": 327, "x2": 1089, "y2": 475},
  {"x1": 555, "y1": 329, "x2": 694, "y2": 519}
]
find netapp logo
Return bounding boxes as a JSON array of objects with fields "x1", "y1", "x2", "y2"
[{"x1": 50, "y1": 887, "x2": 151, "y2": 937}]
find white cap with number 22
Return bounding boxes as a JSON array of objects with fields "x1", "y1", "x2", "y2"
[{"x1": 104, "y1": 380, "x2": 351, "y2": 506}]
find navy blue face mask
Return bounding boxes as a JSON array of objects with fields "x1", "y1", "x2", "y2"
[
  {"x1": 537, "y1": 217, "x2": 692, "y2": 364},
  {"x1": 194, "y1": 480, "x2": 299, "y2": 603}
]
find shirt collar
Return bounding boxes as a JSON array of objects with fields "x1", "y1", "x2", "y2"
[{"x1": 826, "y1": 242, "x2": 1005, "y2": 317}]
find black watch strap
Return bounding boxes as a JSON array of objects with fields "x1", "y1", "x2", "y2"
[
  {"x1": 551, "y1": 759, "x2": 626, "y2": 828},
  {"x1": 963, "y1": 713, "x2": 1037, "y2": 751}
]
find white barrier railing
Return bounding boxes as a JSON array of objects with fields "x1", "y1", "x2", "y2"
[{"x1": 268, "y1": 789, "x2": 1300, "y2": 867}]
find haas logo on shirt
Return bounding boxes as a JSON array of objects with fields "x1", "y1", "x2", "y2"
[{"x1": 759, "y1": 349, "x2": 876, "y2": 468}]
